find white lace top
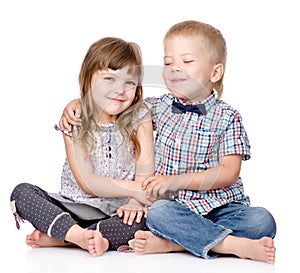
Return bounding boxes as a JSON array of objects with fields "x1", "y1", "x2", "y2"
[{"x1": 50, "y1": 103, "x2": 150, "y2": 219}]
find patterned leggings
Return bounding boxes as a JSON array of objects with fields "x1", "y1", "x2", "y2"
[{"x1": 10, "y1": 182, "x2": 147, "y2": 250}]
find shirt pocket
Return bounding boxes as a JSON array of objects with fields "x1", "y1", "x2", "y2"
[{"x1": 191, "y1": 125, "x2": 223, "y2": 167}]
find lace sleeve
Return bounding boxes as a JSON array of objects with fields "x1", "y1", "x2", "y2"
[{"x1": 132, "y1": 101, "x2": 152, "y2": 130}]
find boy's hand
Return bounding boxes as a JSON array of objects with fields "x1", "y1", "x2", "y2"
[
  {"x1": 142, "y1": 174, "x2": 193, "y2": 201},
  {"x1": 117, "y1": 199, "x2": 148, "y2": 225},
  {"x1": 59, "y1": 99, "x2": 82, "y2": 132}
]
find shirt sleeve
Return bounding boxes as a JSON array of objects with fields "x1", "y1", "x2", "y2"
[
  {"x1": 145, "y1": 96, "x2": 160, "y2": 131},
  {"x1": 219, "y1": 111, "x2": 251, "y2": 160}
]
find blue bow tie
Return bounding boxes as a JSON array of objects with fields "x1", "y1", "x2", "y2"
[{"x1": 172, "y1": 100, "x2": 207, "y2": 115}]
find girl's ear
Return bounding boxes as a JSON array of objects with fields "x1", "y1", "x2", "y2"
[{"x1": 210, "y1": 63, "x2": 224, "y2": 83}]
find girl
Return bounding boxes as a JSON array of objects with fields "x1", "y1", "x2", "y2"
[{"x1": 10, "y1": 37, "x2": 155, "y2": 256}]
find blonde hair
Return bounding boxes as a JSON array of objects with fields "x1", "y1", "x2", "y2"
[
  {"x1": 164, "y1": 20, "x2": 227, "y2": 99},
  {"x1": 76, "y1": 37, "x2": 144, "y2": 157}
]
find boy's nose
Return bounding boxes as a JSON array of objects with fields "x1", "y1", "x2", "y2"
[{"x1": 171, "y1": 64, "x2": 182, "y2": 72}]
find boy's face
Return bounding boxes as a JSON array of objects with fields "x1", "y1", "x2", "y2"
[{"x1": 163, "y1": 35, "x2": 214, "y2": 102}]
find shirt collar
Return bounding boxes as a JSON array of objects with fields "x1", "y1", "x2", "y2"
[{"x1": 172, "y1": 90, "x2": 217, "y2": 116}]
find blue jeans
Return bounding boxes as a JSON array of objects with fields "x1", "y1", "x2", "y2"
[{"x1": 146, "y1": 200, "x2": 276, "y2": 259}]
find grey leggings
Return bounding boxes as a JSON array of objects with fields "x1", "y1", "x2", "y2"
[{"x1": 10, "y1": 182, "x2": 146, "y2": 250}]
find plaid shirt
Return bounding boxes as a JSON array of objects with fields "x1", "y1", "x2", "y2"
[{"x1": 145, "y1": 92, "x2": 251, "y2": 215}]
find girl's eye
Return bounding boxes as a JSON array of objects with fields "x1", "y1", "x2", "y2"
[
  {"x1": 104, "y1": 76, "x2": 114, "y2": 81},
  {"x1": 126, "y1": 81, "x2": 137, "y2": 86}
]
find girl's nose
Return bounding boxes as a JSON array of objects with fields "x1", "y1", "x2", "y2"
[{"x1": 113, "y1": 82, "x2": 126, "y2": 95}]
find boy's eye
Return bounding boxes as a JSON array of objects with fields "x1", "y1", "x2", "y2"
[
  {"x1": 183, "y1": 60, "x2": 194, "y2": 63},
  {"x1": 164, "y1": 61, "x2": 172, "y2": 66},
  {"x1": 164, "y1": 58, "x2": 173, "y2": 66}
]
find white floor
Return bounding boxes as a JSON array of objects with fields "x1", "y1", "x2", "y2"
[
  {"x1": 2, "y1": 205, "x2": 295, "y2": 273},
  {"x1": 3, "y1": 235, "x2": 276, "y2": 273},
  {"x1": 11, "y1": 248, "x2": 277, "y2": 273}
]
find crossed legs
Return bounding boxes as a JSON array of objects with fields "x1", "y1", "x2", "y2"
[{"x1": 133, "y1": 200, "x2": 276, "y2": 264}]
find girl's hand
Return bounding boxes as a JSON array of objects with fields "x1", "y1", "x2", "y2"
[
  {"x1": 128, "y1": 181, "x2": 153, "y2": 206},
  {"x1": 117, "y1": 199, "x2": 148, "y2": 225}
]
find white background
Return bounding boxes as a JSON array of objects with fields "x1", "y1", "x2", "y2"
[{"x1": 0, "y1": 0, "x2": 299, "y2": 271}]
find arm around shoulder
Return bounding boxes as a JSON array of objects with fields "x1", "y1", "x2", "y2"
[{"x1": 59, "y1": 98, "x2": 82, "y2": 131}]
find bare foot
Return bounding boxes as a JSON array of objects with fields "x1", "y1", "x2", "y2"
[
  {"x1": 84, "y1": 230, "x2": 109, "y2": 257},
  {"x1": 65, "y1": 225, "x2": 109, "y2": 257},
  {"x1": 212, "y1": 236, "x2": 276, "y2": 264},
  {"x1": 237, "y1": 237, "x2": 276, "y2": 264},
  {"x1": 133, "y1": 230, "x2": 184, "y2": 254},
  {"x1": 26, "y1": 229, "x2": 73, "y2": 248}
]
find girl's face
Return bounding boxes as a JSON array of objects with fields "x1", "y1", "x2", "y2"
[
  {"x1": 163, "y1": 35, "x2": 215, "y2": 102},
  {"x1": 91, "y1": 66, "x2": 138, "y2": 123}
]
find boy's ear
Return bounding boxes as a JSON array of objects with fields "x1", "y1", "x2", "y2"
[{"x1": 210, "y1": 63, "x2": 224, "y2": 83}]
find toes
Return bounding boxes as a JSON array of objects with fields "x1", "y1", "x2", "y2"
[{"x1": 134, "y1": 230, "x2": 145, "y2": 240}]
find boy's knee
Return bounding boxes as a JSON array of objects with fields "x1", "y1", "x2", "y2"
[
  {"x1": 259, "y1": 207, "x2": 276, "y2": 238},
  {"x1": 147, "y1": 200, "x2": 177, "y2": 226},
  {"x1": 148, "y1": 200, "x2": 171, "y2": 217},
  {"x1": 250, "y1": 207, "x2": 277, "y2": 238}
]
